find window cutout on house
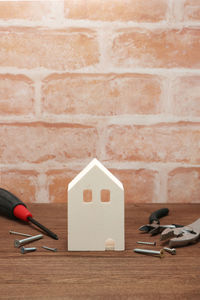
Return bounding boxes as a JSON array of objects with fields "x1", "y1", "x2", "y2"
[
  {"x1": 83, "y1": 189, "x2": 92, "y2": 202},
  {"x1": 101, "y1": 189, "x2": 110, "y2": 202}
]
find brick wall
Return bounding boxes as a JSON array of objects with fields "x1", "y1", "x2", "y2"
[{"x1": 0, "y1": 0, "x2": 200, "y2": 204}]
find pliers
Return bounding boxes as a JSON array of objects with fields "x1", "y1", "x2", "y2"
[
  {"x1": 139, "y1": 208, "x2": 183, "y2": 236},
  {"x1": 160, "y1": 217, "x2": 200, "y2": 247}
]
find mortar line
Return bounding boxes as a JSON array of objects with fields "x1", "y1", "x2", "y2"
[
  {"x1": 0, "y1": 114, "x2": 200, "y2": 125},
  {"x1": 1, "y1": 162, "x2": 200, "y2": 173},
  {"x1": 0, "y1": 19, "x2": 199, "y2": 29},
  {"x1": 0, "y1": 67, "x2": 200, "y2": 77}
]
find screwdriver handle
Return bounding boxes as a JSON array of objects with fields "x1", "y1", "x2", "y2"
[
  {"x1": 0, "y1": 188, "x2": 32, "y2": 221},
  {"x1": 0, "y1": 188, "x2": 58, "y2": 240}
]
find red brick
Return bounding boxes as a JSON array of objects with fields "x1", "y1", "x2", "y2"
[
  {"x1": 168, "y1": 168, "x2": 200, "y2": 203},
  {"x1": 64, "y1": 0, "x2": 168, "y2": 22},
  {"x1": 46, "y1": 167, "x2": 158, "y2": 203},
  {"x1": 105, "y1": 123, "x2": 200, "y2": 164},
  {"x1": 111, "y1": 169, "x2": 159, "y2": 203},
  {"x1": 0, "y1": 74, "x2": 34, "y2": 116},
  {"x1": 0, "y1": 1, "x2": 55, "y2": 21},
  {"x1": 184, "y1": 0, "x2": 200, "y2": 21},
  {"x1": 171, "y1": 76, "x2": 200, "y2": 117},
  {"x1": 42, "y1": 73, "x2": 162, "y2": 115},
  {"x1": 0, "y1": 123, "x2": 98, "y2": 164},
  {"x1": 0, "y1": 170, "x2": 38, "y2": 203},
  {"x1": 46, "y1": 169, "x2": 80, "y2": 203},
  {"x1": 172, "y1": 0, "x2": 200, "y2": 22},
  {"x1": 111, "y1": 28, "x2": 200, "y2": 68},
  {"x1": 0, "y1": 27, "x2": 99, "y2": 70}
]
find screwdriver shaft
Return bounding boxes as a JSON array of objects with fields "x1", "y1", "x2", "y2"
[{"x1": 28, "y1": 216, "x2": 58, "y2": 240}]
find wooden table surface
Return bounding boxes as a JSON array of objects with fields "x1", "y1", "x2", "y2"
[{"x1": 0, "y1": 203, "x2": 199, "y2": 300}]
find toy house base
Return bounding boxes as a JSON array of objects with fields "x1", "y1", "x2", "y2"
[{"x1": 68, "y1": 159, "x2": 125, "y2": 251}]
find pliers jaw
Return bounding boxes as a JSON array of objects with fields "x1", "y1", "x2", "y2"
[
  {"x1": 138, "y1": 223, "x2": 159, "y2": 235},
  {"x1": 139, "y1": 223, "x2": 181, "y2": 236}
]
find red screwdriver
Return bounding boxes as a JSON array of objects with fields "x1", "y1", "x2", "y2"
[{"x1": 0, "y1": 188, "x2": 58, "y2": 240}]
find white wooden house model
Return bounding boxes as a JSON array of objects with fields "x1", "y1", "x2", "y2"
[{"x1": 68, "y1": 158, "x2": 124, "y2": 251}]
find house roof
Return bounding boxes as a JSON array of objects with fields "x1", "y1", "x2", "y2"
[{"x1": 68, "y1": 158, "x2": 124, "y2": 191}]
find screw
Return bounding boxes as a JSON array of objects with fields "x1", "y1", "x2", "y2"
[
  {"x1": 14, "y1": 234, "x2": 43, "y2": 248},
  {"x1": 21, "y1": 247, "x2": 37, "y2": 254},
  {"x1": 133, "y1": 248, "x2": 164, "y2": 258},
  {"x1": 42, "y1": 246, "x2": 57, "y2": 252},
  {"x1": 163, "y1": 247, "x2": 176, "y2": 255},
  {"x1": 137, "y1": 241, "x2": 156, "y2": 246},
  {"x1": 9, "y1": 230, "x2": 32, "y2": 237}
]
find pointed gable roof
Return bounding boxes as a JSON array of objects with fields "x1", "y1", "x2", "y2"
[{"x1": 68, "y1": 158, "x2": 123, "y2": 191}]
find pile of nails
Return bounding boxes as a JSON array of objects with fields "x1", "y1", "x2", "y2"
[
  {"x1": 10, "y1": 230, "x2": 57, "y2": 254},
  {"x1": 133, "y1": 241, "x2": 176, "y2": 257}
]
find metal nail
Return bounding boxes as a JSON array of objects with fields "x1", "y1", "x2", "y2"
[
  {"x1": 14, "y1": 234, "x2": 43, "y2": 248},
  {"x1": 9, "y1": 230, "x2": 32, "y2": 237},
  {"x1": 137, "y1": 241, "x2": 156, "y2": 246},
  {"x1": 21, "y1": 247, "x2": 37, "y2": 254},
  {"x1": 133, "y1": 248, "x2": 164, "y2": 258},
  {"x1": 163, "y1": 247, "x2": 176, "y2": 255},
  {"x1": 42, "y1": 246, "x2": 57, "y2": 252}
]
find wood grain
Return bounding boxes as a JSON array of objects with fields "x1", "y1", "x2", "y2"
[{"x1": 0, "y1": 203, "x2": 199, "y2": 299}]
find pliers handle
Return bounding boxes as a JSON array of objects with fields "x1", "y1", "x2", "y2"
[{"x1": 149, "y1": 208, "x2": 169, "y2": 225}]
